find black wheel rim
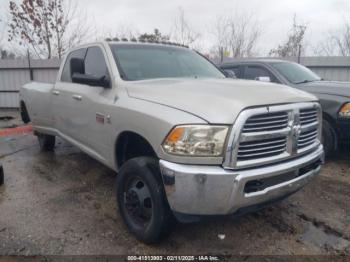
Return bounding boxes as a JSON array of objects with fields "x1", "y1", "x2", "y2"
[{"x1": 123, "y1": 176, "x2": 153, "y2": 228}]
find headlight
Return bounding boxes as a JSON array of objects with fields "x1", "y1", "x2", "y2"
[
  {"x1": 339, "y1": 103, "x2": 350, "y2": 118},
  {"x1": 162, "y1": 125, "x2": 229, "y2": 156}
]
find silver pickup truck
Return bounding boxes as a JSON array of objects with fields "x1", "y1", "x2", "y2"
[{"x1": 20, "y1": 41, "x2": 324, "y2": 243}]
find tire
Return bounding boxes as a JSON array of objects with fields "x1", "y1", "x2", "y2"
[
  {"x1": 0, "y1": 165, "x2": 4, "y2": 186},
  {"x1": 116, "y1": 157, "x2": 173, "y2": 244},
  {"x1": 322, "y1": 118, "x2": 337, "y2": 157},
  {"x1": 37, "y1": 133, "x2": 56, "y2": 151}
]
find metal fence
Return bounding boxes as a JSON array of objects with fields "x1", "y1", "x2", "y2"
[
  {"x1": 0, "y1": 56, "x2": 349, "y2": 108},
  {"x1": 0, "y1": 59, "x2": 60, "y2": 108}
]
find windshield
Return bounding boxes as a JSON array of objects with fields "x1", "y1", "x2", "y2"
[
  {"x1": 110, "y1": 44, "x2": 225, "y2": 81},
  {"x1": 271, "y1": 62, "x2": 321, "y2": 84}
]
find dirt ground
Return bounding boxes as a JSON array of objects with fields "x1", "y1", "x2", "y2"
[{"x1": 0, "y1": 111, "x2": 349, "y2": 256}]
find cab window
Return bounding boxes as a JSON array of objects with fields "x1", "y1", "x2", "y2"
[
  {"x1": 84, "y1": 46, "x2": 109, "y2": 78},
  {"x1": 61, "y1": 48, "x2": 87, "y2": 82},
  {"x1": 244, "y1": 65, "x2": 278, "y2": 83}
]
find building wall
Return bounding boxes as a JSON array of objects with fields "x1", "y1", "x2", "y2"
[{"x1": 0, "y1": 59, "x2": 60, "y2": 108}]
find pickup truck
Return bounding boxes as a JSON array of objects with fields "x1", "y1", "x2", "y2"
[
  {"x1": 20, "y1": 41, "x2": 324, "y2": 243},
  {"x1": 219, "y1": 59, "x2": 350, "y2": 156}
]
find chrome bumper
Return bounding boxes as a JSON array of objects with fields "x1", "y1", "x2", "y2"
[{"x1": 159, "y1": 145, "x2": 324, "y2": 215}]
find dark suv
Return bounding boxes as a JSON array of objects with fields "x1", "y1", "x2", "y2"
[{"x1": 219, "y1": 59, "x2": 350, "y2": 156}]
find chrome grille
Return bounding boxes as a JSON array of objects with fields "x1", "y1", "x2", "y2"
[
  {"x1": 243, "y1": 112, "x2": 288, "y2": 133},
  {"x1": 298, "y1": 128, "x2": 318, "y2": 149},
  {"x1": 300, "y1": 108, "x2": 318, "y2": 126},
  {"x1": 223, "y1": 102, "x2": 322, "y2": 169},
  {"x1": 237, "y1": 137, "x2": 287, "y2": 161}
]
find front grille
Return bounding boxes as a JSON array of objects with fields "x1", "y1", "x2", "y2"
[
  {"x1": 237, "y1": 137, "x2": 287, "y2": 161},
  {"x1": 300, "y1": 108, "x2": 318, "y2": 126},
  {"x1": 223, "y1": 102, "x2": 322, "y2": 169},
  {"x1": 243, "y1": 112, "x2": 288, "y2": 133},
  {"x1": 298, "y1": 128, "x2": 318, "y2": 149}
]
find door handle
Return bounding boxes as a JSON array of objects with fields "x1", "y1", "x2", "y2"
[
  {"x1": 52, "y1": 90, "x2": 60, "y2": 96},
  {"x1": 72, "y1": 94, "x2": 82, "y2": 101}
]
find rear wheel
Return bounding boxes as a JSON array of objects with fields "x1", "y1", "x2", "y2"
[
  {"x1": 37, "y1": 133, "x2": 55, "y2": 151},
  {"x1": 116, "y1": 157, "x2": 173, "y2": 244},
  {"x1": 322, "y1": 118, "x2": 337, "y2": 157}
]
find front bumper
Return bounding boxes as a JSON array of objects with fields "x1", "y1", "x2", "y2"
[{"x1": 159, "y1": 145, "x2": 324, "y2": 215}]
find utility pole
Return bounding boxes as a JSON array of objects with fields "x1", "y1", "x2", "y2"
[
  {"x1": 220, "y1": 47, "x2": 224, "y2": 63},
  {"x1": 27, "y1": 49, "x2": 33, "y2": 81}
]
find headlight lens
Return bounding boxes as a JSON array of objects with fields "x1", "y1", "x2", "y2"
[
  {"x1": 162, "y1": 125, "x2": 229, "y2": 156},
  {"x1": 339, "y1": 103, "x2": 350, "y2": 118}
]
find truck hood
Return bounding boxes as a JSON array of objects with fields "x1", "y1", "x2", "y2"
[
  {"x1": 125, "y1": 78, "x2": 317, "y2": 124},
  {"x1": 299, "y1": 80, "x2": 350, "y2": 98}
]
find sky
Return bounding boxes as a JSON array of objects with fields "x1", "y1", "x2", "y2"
[{"x1": 1, "y1": 0, "x2": 350, "y2": 56}]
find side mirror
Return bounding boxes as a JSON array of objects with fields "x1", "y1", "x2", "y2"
[
  {"x1": 72, "y1": 73, "x2": 111, "y2": 88},
  {"x1": 255, "y1": 76, "x2": 271, "y2": 82}
]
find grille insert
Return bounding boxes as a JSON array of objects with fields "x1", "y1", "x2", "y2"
[
  {"x1": 300, "y1": 108, "x2": 317, "y2": 126},
  {"x1": 298, "y1": 128, "x2": 318, "y2": 149},
  {"x1": 243, "y1": 112, "x2": 288, "y2": 133},
  {"x1": 237, "y1": 137, "x2": 287, "y2": 161}
]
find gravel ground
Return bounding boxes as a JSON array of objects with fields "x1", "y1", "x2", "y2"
[{"x1": 0, "y1": 112, "x2": 349, "y2": 256}]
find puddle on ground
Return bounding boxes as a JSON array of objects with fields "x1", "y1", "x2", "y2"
[{"x1": 299, "y1": 222, "x2": 350, "y2": 251}]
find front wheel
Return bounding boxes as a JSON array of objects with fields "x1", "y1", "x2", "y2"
[
  {"x1": 116, "y1": 157, "x2": 173, "y2": 244},
  {"x1": 37, "y1": 133, "x2": 56, "y2": 151}
]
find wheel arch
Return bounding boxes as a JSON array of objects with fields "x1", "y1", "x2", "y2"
[{"x1": 114, "y1": 131, "x2": 158, "y2": 170}]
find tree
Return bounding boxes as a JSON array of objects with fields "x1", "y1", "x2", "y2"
[
  {"x1": 8, "y1": 0, "x2": 90, "y2": 59},
  {"x1": 0, "y1": 49, "x2": 15, "y2": 59},
  {"x1": 269, "y1": 15, "x2": 307, "y2": 57},
  {"x1": 312, "y1": 36, "x2": 337, "y2": 56},
  {"x1": 314, "y1": 20, "x2": 350, "y2": 56},
  {"x1": 211, "y1": 13, "x2": 261, "y2": 60},
  {"x1": 333, "y1": 22, "x2": 350, "y2": 56},
  {"x1": 171, "y1": 7, "x2": 200, "y2": 46},
  {"x1": 138, "y1": 29, "x2": 169, "y2": 42}
]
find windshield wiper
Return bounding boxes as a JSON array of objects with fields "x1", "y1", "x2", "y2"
[{"x1": 295, "y1": 79, "x2": 316, "y2": 84}]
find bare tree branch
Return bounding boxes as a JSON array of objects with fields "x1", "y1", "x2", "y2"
[
  {"x1": 171, "y1": 7, "x2": 200, "y2": 46},
  {"x1": 210, "y1": 13, "x2": 261, "y2": 59},
  {"x1": 269, "y1": 15, "x2": 307, "y2": 57}
]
